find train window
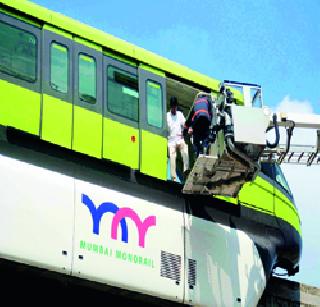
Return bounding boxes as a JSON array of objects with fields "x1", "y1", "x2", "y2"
[
  {"x1": 79, "y1": 53, "x2": 96, "y2": 104},
  {"x1": 50, "y1": 42, "x2": 68, "y2": 93},
  {"x1": 0, "y1": 20, "x2": 37, "y2": 82},
  {"x1": 274, "y1": 164, "x2": 292, "y2": 194},
  {"x1": 146, "y1": 80, "x2": 162, "y2": 128},
  {"x1": 261, "y1": 162, "x2": 273, "y2": 179},
  {"x1": 107, "y1": 66, "x2": 139, "y2": 121}
]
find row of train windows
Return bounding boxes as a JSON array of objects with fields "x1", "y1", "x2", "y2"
[{"x1": 0, "y1": 20, "x2": 163, "y2": 128}]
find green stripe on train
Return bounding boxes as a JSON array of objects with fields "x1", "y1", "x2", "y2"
[
  {"x1": 214, "y1": 195, "x2": 239, "y2": 205},
  {"x1": 103, "y1": 118, "x2": 139, "y2": 169},
  {"x1": 73, "y1": 105, "x2": 102, "y2": 158},
  {"x1": 43, "y1": 24, "x2": 72, "y2": 39},
  {"x1": 0, "y1": 6, "x2": 41, "y2": 27},
  {"x1": 74, "y1": 36, "x2": 102, "y2": 52},
  {"x1": 0, "y1": 79, "x2": 40, "y2": 135},
  {"x1": 140, "y1": 130, "x2": 167, "y2": 180},
  {"x1": 239, "y1": 175, "x2": 274, "y2": 215},
  {"x1": 275, "y1": 189, "x2": 301, "y2": 235},
  {"x1": 239, "y1": 175, "x2": 301, "y2": 235},
  {"x1": 41, "y1": 94, "x2": 72, "y2": 148},
  {"x1": 139, "y1": 64, "x2": 165, "y2": 77}
]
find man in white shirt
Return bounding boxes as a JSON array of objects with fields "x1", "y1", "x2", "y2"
[{"x1": 167, "y1": 97, "x2": 189, "y2": 181}]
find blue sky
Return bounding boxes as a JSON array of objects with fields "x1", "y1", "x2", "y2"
[{"x1": 31, "y1": 0, "x2": 320, "y2": 287}]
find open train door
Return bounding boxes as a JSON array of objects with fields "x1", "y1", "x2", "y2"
[{"x1": 138, "y1": 65, "x2": 167, "y2": 180}]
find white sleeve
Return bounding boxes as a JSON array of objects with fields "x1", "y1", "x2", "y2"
[
  {"x1": 179, "y1": 111, "x2": 186, "y2": 126},
  {"x1": 166, "y1": 112, "x2": 171, "y2": 131}
]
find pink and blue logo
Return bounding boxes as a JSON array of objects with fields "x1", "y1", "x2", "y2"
[{"x1": 81, "y1": 194, "x2": 156, "y2": 248}]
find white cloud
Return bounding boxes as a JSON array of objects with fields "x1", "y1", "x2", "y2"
[
  {"x1": 275, "y1": 96, "x2": 316, "y2": 146},
  {"x1": 276, "y1": 95, "x2": 314, "y2": 114}
]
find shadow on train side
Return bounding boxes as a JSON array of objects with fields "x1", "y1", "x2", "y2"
[{"x1": 0, "y1": 258, "x2": 186, "y2": 306}]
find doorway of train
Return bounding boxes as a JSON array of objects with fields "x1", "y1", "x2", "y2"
[{"x1": 165, "y1": 77, "x2": 204, "y2": 182}]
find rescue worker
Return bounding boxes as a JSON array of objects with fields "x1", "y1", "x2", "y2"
[
  {"x1": 185, "y1": 92, "x2": 213, "y2": 157},
  {"x1": 167, "y1": 97, "x2": 189, "y2": 181}
]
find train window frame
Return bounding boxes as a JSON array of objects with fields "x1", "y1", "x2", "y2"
[
  {"x1": 0, "y1": 19, "x2": 37, "y2": 83},
  {"x1": 50, "y1": 41, "x2": 69, "y2": 94},
  {"x1": 78, "y1": 52, "x2": 97, "y2": 104},
  {"x1": 146, "y1": 79, "x2": 163, "y2": 128},
  {"x1": 106, "y1": 65, "x2": 139, "y2": 122}
]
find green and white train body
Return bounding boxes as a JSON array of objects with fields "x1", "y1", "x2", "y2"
[{"x1": 0, "y1": 140, "x2": 266, "y2": 306}]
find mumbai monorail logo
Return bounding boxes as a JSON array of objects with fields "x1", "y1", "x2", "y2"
[{"x1": 81, "y1": 194, "x2": 156, "y2": 248}]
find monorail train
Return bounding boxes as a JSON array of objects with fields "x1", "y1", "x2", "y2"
[{"x1": 0, "y1": 0, "x2": 301, "y2": 306}]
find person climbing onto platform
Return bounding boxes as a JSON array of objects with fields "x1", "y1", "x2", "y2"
[
  {"x1": 185, "y1": 92, "x2": 213, "y2": 157},
  {"x1": 167, "y1": 96, "x2": 190, "y2": 181}
]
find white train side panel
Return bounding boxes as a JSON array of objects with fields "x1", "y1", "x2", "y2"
[
  {"x1": 184, "y1": 215, "x2": 266, "y2": 306},
  {"x1": 0, "y1": 149, "x2": 266, "y2": 306},
  {"x1": 0, "y1": 155, "x2": 74, "y2": 273}
]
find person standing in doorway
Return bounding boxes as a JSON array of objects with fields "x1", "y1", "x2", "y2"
[{"x1": 167, "y1": 97, "x2": 189, "y2": 181}]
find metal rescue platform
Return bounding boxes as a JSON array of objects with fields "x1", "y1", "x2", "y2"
[{"x1": 183, "y1": 81, "x2": 320, "y2": 197}]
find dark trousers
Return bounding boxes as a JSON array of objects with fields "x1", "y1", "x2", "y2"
[{"x1": 192, "y1": 116, "x2": 210, "y2": 157}]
